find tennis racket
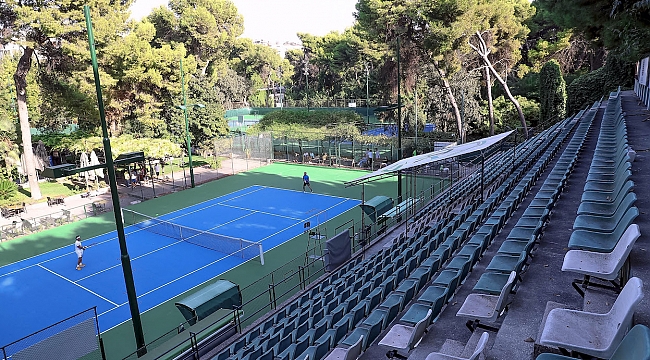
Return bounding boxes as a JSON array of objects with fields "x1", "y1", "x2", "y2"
[{"x1": 83, "y1": 242, "x2": 100, "y2": 249}]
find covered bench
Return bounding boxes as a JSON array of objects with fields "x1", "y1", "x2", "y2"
[{"x1": 378, "y1": 197, "x2": 421, "y2": 224}]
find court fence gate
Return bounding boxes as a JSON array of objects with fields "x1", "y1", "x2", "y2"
[{"x1": 1, "y1": 307, "x2": 105, "y2": 360}]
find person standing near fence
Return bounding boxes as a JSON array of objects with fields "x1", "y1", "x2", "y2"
[
  {"x1": 302, "y1": 172, "x2": 313, "y2": 193},
  {"x1": 74, "y1": 235, "x2": 86, "y2": 270},
  {"x1": 366, "y1": 148, "x2": 373, "y2": 168}
]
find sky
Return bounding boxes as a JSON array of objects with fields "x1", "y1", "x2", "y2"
[{"x1": 129, "y1": 0, "x2": 358, "y2": 43}]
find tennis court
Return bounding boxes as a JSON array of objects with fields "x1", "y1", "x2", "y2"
[{"x1": 0, "y1": 185, "x2": 360, "y2": 347}]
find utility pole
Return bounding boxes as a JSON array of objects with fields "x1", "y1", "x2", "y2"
[
  {"x1": 397, "y1": 37, "x2": 403, "y2": 203},
  {"x1": 180, "y1": 58, "x2": 195, "y2": 188},
  {"x1": 303, "y1": 54, "x2": 310, "y2": 111},
  {"x1": 414, "y1": 75, "x2": 418, "y2": 156},
  {"x1": 84, "y1": 6, "x2": 146, "y2": 355},
  {"x1": 365, "y1": 62, "x2": 370, "y2": 125}
]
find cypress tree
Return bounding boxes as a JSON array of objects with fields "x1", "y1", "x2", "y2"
[{"x1": 539, "y1": 60, "x2": 566, "y2": 128}]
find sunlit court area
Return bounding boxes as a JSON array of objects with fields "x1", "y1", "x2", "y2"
[{"x1": 2, "y1": 0, "x2": 650, "y2": 360}]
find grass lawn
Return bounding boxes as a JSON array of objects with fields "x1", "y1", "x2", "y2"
[{"x1": 2, "y1": 179, "x2": 94, "y2": 207}]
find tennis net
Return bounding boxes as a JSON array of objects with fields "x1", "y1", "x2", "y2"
[{"x1": 122, "y1": 209, "x2": 264, "y2": 264}]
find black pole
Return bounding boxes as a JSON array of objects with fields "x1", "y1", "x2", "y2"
[
  {"x1": 84, "y1": 6, "x2": 146, "y2": 356},
  {"x1": 397, "y1": 37, "x2": 403, "y2": 203},
  {"x1": 366, "y1": 62, "x2": 370, "y2": 125},
  {"x1": 481, "y1": 151, "x2": 485, "y2": 203}
]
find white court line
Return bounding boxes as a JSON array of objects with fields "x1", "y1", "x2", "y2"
[
  {"x1": 101, "y1": 194, "x2": 360, "y2": 331},
  {"x1": 260, "y1": 185, "x2": 358, "y2": 201},
  {"x1": 257, "y1": 197, "x2": 352, "y2": 242},
  {"x1": 218, "y1": 203, "x2": 303, "y2": 221},
  {"x1": 37, "y1": 264, "x2": 120, "y2": 307},
  {"x1": 76, "y1": 239, "x2": 185, "y2": 282},
  {"x1": 0, "y1": 185, "x2": 265, "y2": 274},
  {"x1": 112, "y1": 249, "x2": 244, "y2": 309},
  {"x1": 158, "y1": 186, "x2": 266, "y2": 222}
]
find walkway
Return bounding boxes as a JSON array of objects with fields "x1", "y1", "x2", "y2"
[{"x1": 0, "y1": 158, "x2": 268, "y2": 238}]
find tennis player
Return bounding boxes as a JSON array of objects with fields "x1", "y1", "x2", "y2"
[
  {"x1": 302, "y1": 172, "x2": 313, "y2": 193},
  {"x1": 74, "y1": 235, "x2": 87, "y2": 270}
]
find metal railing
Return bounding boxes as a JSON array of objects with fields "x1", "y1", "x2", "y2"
[
  {"x1": 0, "y1": 201, "x2": 112, "y2": 241},
  {"x1": 122, "y1": 247, "x2": 327, "y2": 359}
]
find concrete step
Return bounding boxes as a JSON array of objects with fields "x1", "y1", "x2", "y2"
[
  {"x1": 533, "y1": 301, "x2": 575, "y2": 358},
  {"x1": 460, "y1": 329, "x2": 492, "y2": 359},
  {"x1": 583, "y1": 287, "x2": 617, "y2": 314},
  {"x1": 437, "y1": 338, "x2": 466, "y2": 357}
]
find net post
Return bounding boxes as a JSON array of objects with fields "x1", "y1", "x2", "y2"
[{"x1": 258, "y1": 243, "x2": 265, "y2": 265}]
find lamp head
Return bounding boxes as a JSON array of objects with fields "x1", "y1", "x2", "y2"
[{"x1": 194, "y1": 103, "x2": 206, "y2": 108}]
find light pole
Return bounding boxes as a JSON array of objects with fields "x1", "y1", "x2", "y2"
[
  {"x1": 397, "y1": 36, "x2": 403, "y2": 203},
  {"x1": 176, "y1": 103, "x2": 205, "y2": 188},
  {"x1": 84, "y1": 6, "x2": 146, "y2": 355},
  {"x1": 365, "y1": 62, "x2": 370, "y2": 125}
]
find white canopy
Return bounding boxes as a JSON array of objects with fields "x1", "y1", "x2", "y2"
[{"x1": 345, "y1": 130, "x2": 514, "y2": 186}]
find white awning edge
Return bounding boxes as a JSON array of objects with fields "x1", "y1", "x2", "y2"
[{"x1": 345, "y1": 130, "x2": 514, "y2": 186}]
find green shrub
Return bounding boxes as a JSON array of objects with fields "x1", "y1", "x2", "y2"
[
  {"x1": 539, "y1": 60, "x2": 566, "y2": 128},
  {"x1": 567, "y1": 55, "x2": 635, "y2": 114},
  {"x1": 207, "y1": 157, "x2": 223, "y2": 169},
  {"x1": 489, "y1": 96, "x2": 540, "y2": 133},
  {"x1": 0, "y1": 178, "x2": 18, "y2": 200},
  {"x1": 259, "y1": 110, "x2": 363, "y2": 128}
]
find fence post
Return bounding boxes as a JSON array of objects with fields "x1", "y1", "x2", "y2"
[
  {"x1": 234, "y1": 306, "x2": 242, "y2": 333},
  {"x1": 298, "y1": 265, "x2": 305, "y2": 289},
  {"x1": 268, "y1": 284, "x2": 277, "y2": 310},
  {"x1": 189, "y1": 332, "x2": 199, "y2": 360}
]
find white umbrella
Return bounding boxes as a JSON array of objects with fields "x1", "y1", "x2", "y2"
[
  {"x1": 90, "y1": 150, "x2": 104, "y2": 179},
  {"x1": 79, "y1": 152, "x2": 91, "y2": 181},
  {"x1": 33, "y1": 141, "x2": 48, "y2": 171}
]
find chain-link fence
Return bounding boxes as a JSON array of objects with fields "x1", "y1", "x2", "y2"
[
  {"x1": 1, "y1": 201, "x2": 111, "y2": 242},
  {"x1": 123, "y1": 245, "x2": 326, "y2": 360},
  {"x1": 206, "y1": 133, "x2": 273, "y2": 174},
  {"x1": 1, "y1": 307, "x2": 104, "y2": 360},
  {"x1": 272, "y1": 136, "x2": 398, "y2": 168}
]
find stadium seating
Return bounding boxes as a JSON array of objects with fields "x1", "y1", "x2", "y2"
[
  {"x1": 424, "y1": 332, "x2": 489, "y2": 360},
  {"x1": 536, "y1": 324, "x2": 650, "y2": 360},
  {"x1": 539, "y1": 277, "x2": 644, "y2": 359}
]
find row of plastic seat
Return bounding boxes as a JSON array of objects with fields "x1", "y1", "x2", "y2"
[
  {"x1": 303, "y1": 117, "x2": 578, "y2": 358},
  {"x1": 560, "y1": 91, "x2": 640, "y2": 298},
  {"x1": 467, "y1": 104, "x2": 596, "y2": 298},
  {"x1": 538, "y1": 91, "x2": 647, "y2": 359},
  {"x1": 294, "y1": 132, "x2": 558, "y2": 359},
  {"x1": 568, "y1": 92, "x2": 638, "y2": 253},
  {"x1": 369, "y1": 114, "x2": 585, "y2": 357},
  {"x1": 213, "y1": 113, "x2": 579, "y2": 360},
  {"x1": 446, "y1": 103, "x2": 598, "y2": 336}
]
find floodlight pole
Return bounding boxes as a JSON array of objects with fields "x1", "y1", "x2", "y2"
[
  {"x1": 397, "y1": 37, "x2": 403, "y2": 203},
  {"x1": 414, "y1": 76, "x2": 418, "y2": 156},
  {"x1": 84, "y1": 6, "x2": 146, "y2": 356},
  {"x1": 180, "y1": 59, "x2": 195, "y2": 188},
  {"x1": 365, "y1": 62, "x2": 370, "y2": 125}
]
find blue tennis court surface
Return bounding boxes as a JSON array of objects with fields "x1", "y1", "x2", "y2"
[{"x1": 0, "y1": 186, "x2": 359, "y2": 347}]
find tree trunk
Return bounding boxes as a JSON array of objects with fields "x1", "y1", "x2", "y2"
[
  {"x1": 14, "y1": 47, "x2": 42, "y2": 200},
  {"x1": 470, "y1": 31, "x2": 528, "y2": 138},
  {"x1": 432, "y1": 60, "x2": 465, "y2": 143},
  {"x1": 484, "y1": 66, "x2": 495, "y2": 136}
]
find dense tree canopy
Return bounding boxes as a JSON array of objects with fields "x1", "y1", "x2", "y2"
[{"x1": 0, "y1": 0, "x2": 643, "y2": 189}]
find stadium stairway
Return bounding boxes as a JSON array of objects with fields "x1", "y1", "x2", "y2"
[
  {"x1": 402, "y1": 89, "x2": 650, "y2": 360},
  {"x1": 356, "y1": 101, "x2": 598, "y2": 360},
  {"x1": 203, "y1": 95, "x2": 629, "y2": 360}
]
